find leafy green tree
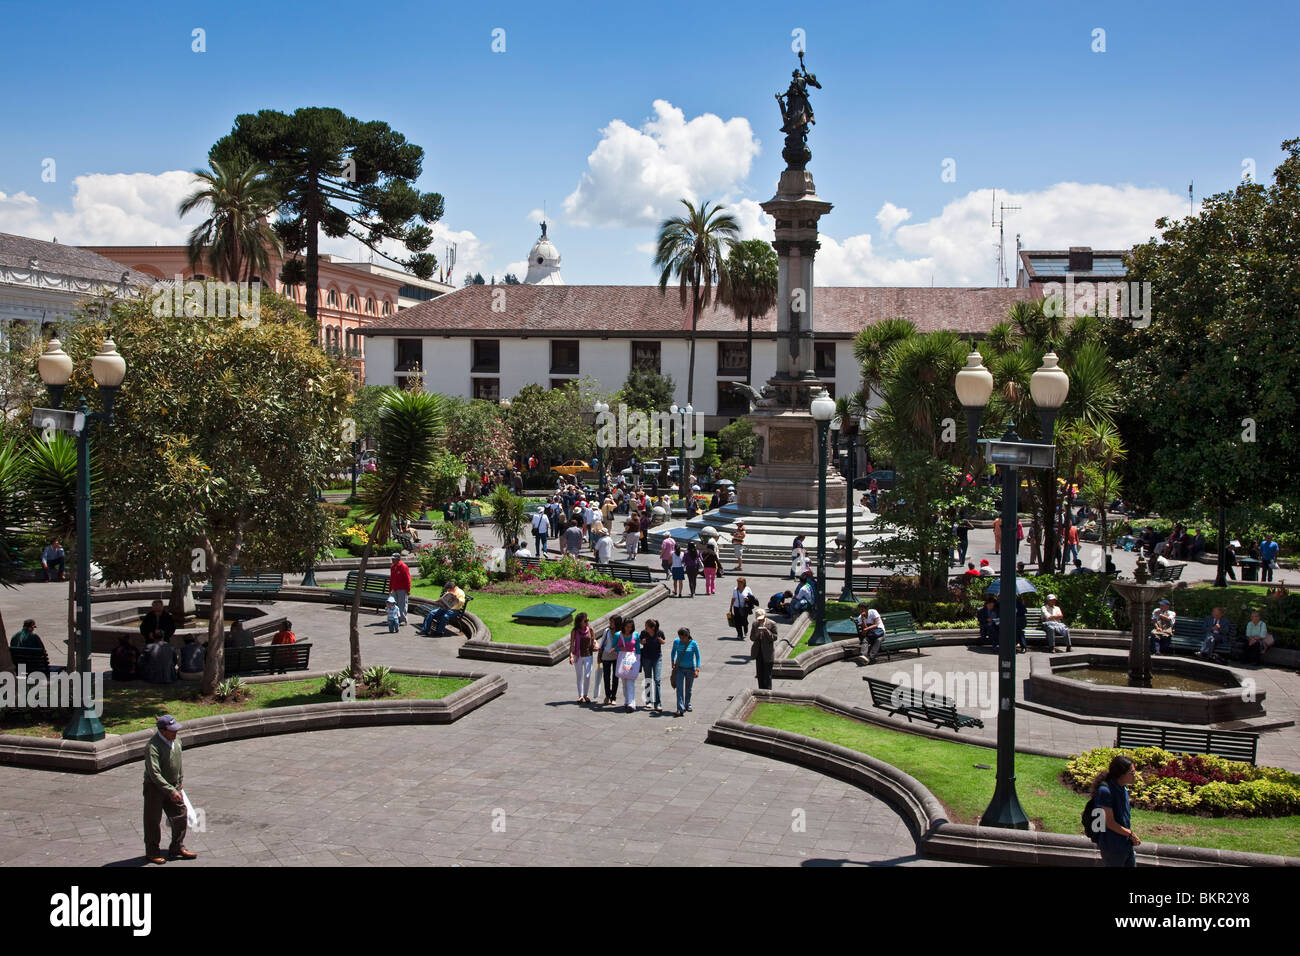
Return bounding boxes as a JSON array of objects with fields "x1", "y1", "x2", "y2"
[
  {"x1": 723, "y1": 238, "x2": 778, "y2": 385},
  {"x1": 503, "y1": 274, "x2": 521, "y2": 285},
  {"x1": 506, "y1": 382, "x2": 597, "y2": 469},
  {"x1": 178, "y1": 155, "x2": 284, "y2": 282},
  {"x1": 427, "y1": 449, "x2": 467, "y2": 504},
  {"x1": 442, "y1": 397, "x2": 514, "y2": 472},
  {"x1": 26, "y1": 433, "x2": 79, "y2": 669},
  {"x1": 1108, "y1": 139, "x2": 1300, "y2": 585},
  {"x1": 348, "y1": 384, "x2": 394, "y2": 446},
  {"x1": 66, "y1": 286, "x2": 354, "y2": 694},
  {"x1": 211, "y1": 107, "x2": 444, "y2": 323},
  {"x1": 654, "y1": 199, "x2": 739, "y2": 406},
  {"x1": 718, "y1": 418, "x2": 758, "y2": 463},
  {"x1": 350, "y1": 391, "x2": 447, "y2": 676},
  {"x1": 471, "y1": 273, "x2": 486, "y2": 285},
  {"x1": 617, "y1": 366, "x2": 675, "y2": 414},
  {"x1": 0, "y1": 440, "x2": 32, "y2": 675}
]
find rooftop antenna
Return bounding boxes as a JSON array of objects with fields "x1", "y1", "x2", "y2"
[
  {"x1": 1014, "y1": 233, "x2": 1023, "y2": 287},
  {"x1": 992, "y1": 190, "x2": 1020, "y2": 287},
  {"x1": 445, "y1": 242, "x2": 457, "y2": 285},
  {"x1": 1188, "y1": 181, "x2": 1194, "y2": 216}
]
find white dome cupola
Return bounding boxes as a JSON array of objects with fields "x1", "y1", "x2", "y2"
[{"x1": 524, "y1": 220, "x2": 564, "y2": 285}]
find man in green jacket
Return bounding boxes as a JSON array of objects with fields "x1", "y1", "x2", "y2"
[{"x1": 143, "y1": 714, "x2": 197, "y2": 864}]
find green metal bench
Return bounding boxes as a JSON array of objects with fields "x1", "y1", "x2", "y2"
[
  {"x1": 591, "y1": 562, "x2": 655, "y2": 585},
  {"x1": 341, "y1": 570, "x2": 393, "y2": 607},
  {"x1": 1167, "y1": 617, "x2": 1243, "y2": 661},
  {"x1": 826, "y1": 611, "x2": 936, "y2": 660},
  {"x1": 1115, "y1": 724, "x2": 1257, "y2": 765},
  {"x1": 1151, "y1": 562, "x2": 1186, "y2": 582},
  {"x1": 10, "y1": 646, "x2": 63, "y2": 674},
  {"x1": 864, "y1": 677, "x2": 984, "y2": 731},
  {"x1": 224, "y1": 643, "x2": 311, "y2": 676},
  {"x1": 199, "y1": 569, "x2": 285, "y2": 598}
]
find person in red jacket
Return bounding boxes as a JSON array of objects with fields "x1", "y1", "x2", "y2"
[{"x1": 389, "y1": 553, "x2": 412, "y2": 625}]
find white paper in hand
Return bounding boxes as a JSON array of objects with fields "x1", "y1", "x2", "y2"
[{"x1": 182, "y1": 790, "x2": 199, "y2": 828}]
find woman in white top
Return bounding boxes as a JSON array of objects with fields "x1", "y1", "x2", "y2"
[{"x1": 731, "y1": 576, "x2": 755, "y2": 640}]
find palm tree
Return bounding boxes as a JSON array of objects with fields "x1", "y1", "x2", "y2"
[
  {"x1": 1080, "y1": 465, "x2": 1123, "y2": 555},
  {"x1": 178, "y1": 157, "x2": 284, "y2": 282},
  {"x1": 853, "y1": 318, "x2": 916, "y2": 404},
  {"x1": 348, "y1": 391, "x2": 447, "y2": 677},
  {"x1": 653, "y1": 200, "x2": 739, "y2": 407},
  {"x1": 0, "y1": 440, "x2": 32, "y2": 675},
  {"x1": 722, "y1": 239, "x2": 778, "y2": 385},
  {"x1": 26, "y1": 433, "x2": 79, "y2": 670}
]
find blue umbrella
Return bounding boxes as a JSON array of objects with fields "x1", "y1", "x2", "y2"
[{"x1": 984, "y1": 575, "x2": 1039, "y2": 596}]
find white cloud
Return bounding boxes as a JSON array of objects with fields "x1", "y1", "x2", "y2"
[
  {"x1": 875, "y1": 202, "x2": 911, "y2": 236},
  {"x1": 634, "y1": 241, "x2": 656, "y2": 255},
  {"x1": 526, "y1": 208, "x2": 546, "y2": 224},
  {"x1": 0, "y1": 171, "x2": 201, "y2": 245},
  {"x1": 819, "y1": 183, "x2": 1189, "y2": 286},
  {"x1": 563, "y1": 99, "x2": 761, "y2": 228},
  {"x1": 732, "y1": 198, "x2": 774, "y2": 242}
]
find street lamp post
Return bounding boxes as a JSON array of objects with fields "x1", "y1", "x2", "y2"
[
  {"x1": 808, "y1": 389, "x2": 836, "y2": 645},
  {"x1": 36, "y1": 338, "x2": 127, "y2": 742},
  {"x1": 839, "y1": 419, "x2": 861, "y2": 603},
  {"x1": 669, "y1": 403, "x2": 692, "y2": 512},
  {"x1": 593, "y1": 400, "x2": 609, "y2": 497},
  {"x1": 955, "y1": 346, "x2": 1069, "y2": 829},
  {"x1": 350, "y1": 439, "x2": 360, "y2": 501}
]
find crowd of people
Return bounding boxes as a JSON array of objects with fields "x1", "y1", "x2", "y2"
[{"x1": 567, "y1": 612, "x2": 701, "y2": 716}]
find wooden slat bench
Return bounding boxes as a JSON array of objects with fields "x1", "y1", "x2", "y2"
[
  {"x1": 199, "y1": 569, "x2": 285, "y2": 598},
  {"x1": 10, "y1": 646, "x2": 63, "y2": 674},
  {"x1": 826, "y1": 611, "x2": 937, "y2": 660},
  {"x1": 864, "y1": 677, "x2": 984, "y2": 731},
  {"x1": 1115, "y1": 724, "x2": 1258, "y2": 765},
  {"x1": 1152, "y1": 562, "x2": 1186, "y2": 582},
  {"x1": 224, "y1": 643, "x2": 311, "y2": 676},
  {"x1": 591, "y1": 562, "x2": 655, "y2": 585},
  {"x1": 1166, "y1": 617, "x2": 1244, "y2": 661},
  {"x1": 341, "y1": 570, "x2": 392, "y2": 607}
]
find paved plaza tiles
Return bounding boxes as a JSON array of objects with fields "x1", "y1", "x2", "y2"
[{"x1": 1, "y1": 526, "x2": 1295, "y2": 867}]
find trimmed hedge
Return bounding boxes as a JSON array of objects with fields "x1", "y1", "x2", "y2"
[
  {"x1": 1065, "y1": 746, "x2": 1300, "y2": 817},
  {"x1": 964, "y1": 572, "x2": 1119, "y2": 629}
]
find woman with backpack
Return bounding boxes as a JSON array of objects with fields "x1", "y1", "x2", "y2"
[
  {"x1": 1088, "y1": 754, "x2": 1141, "y2": 867},
  {"x1": 682, "y1": 541, "x2": 701, "y2": 597},
  {"x1": 700, "y1": 542, "x2": 720, "y2": 595},
  {"x1": 568, "y1": 611, "x2": 596, "y2": 704}
]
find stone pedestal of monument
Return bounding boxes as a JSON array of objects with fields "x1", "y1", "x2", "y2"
[{"x1": 737, "y1": 408, "x2": 846, "y2": 511}]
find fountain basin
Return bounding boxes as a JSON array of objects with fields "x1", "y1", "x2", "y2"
[
  {"x1": 1028, "y1": 652, "x2": 1263, "y2": 724},
  {"x1": 89, "y1": 603, "x2": 281, "y2": 653}
]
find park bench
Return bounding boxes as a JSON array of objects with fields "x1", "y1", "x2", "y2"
[
  {"x1": 224, "y1": 643, "x2": 312, "y2": 676},
  {"x1": 9, "y1": 646, "x2": 63, "y2": 674},
  {"x1": 864, "y1": 677, "x2": 985, "y2": 732},
  {"x1": 859, "y1": 573, "x2": 904, "y2": 593},
  {"x1": 1165, "y1": 617, "x2": 1245, "y2": 661},
  {"x1": 1151, "y1": 562, "x2": 1186, "y2": 583},
  {"x1": 513, "y1": 555, "x2": 545, "y2": 570},
  {"x1": 341, "y1": 570, "x2": 394, "y2": 607},
  {"x1": 591, "y1": 562, "x2": 655, "y2": 585},
  {"x1": 826, "y1": 611, "x2": 936, "y2": 660},
  {"x1": 415, "y1": 596, "x2": 475, "y2": 636},
  {"x1": 1115, "y1": 724, "x2": 1258, "y2": 765},
  {"x1": 199, "y1": 569, "x2": 285, "y2": 598}
]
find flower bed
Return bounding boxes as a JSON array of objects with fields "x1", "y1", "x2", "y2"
[
  {"x1": 1064, "y1": 746, "x2": 1300, "y2": 817},
  {"x1": 482, "y1": 578, "x2": 622, "y2": 599}
]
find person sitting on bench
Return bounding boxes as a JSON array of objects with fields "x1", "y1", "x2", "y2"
[
  {"x1": 767, "y1": 590, "x2": 793, "y2": 616},
  {"x1": 1197, "y1": 607, "x2": 1234, "y2": 660},
  {"x1": 111, "y1": 633, "x2": 139, "y2": 681},
  {"x1": 790, "y1": 573, "x2": 816, "y2": 616},
  {"x1": 855, "y1": 603, "x2": 885, "y2": 665},
  {"x1": 1041, "y1": 594, "x2": 1072, "y2": 652},
  {"x1": 178, "y1": 634, "x2": 205, "y2": 680},
  {"x1": 1149, "y1": 600, "x2": 1175, "y2": 655},
  {"x1": 9, "y1": 618, "x2": 44, "y2": 652},
  {"x1": 421, "y1": 582, "x2": 466, "y2": 635},
  {"x1": 977, "y1": 596, "x2": 1000, "y2": 648}
]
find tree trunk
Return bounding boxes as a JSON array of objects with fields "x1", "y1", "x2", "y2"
[
  {"x1": 348, "y1": 522, "x2": 384, "y2": 680},
  {"x1": 1042, "y1": 471, "x2": 1058, "y2": 574},
  {"x1": 169, "y1": 571, "x2": 189, "y2": 624},
  {"x1": 305, "y1": 185, "x2": 321, "y2": 326},
  {"x1": 745, "y1": 312, "x2": 753, "y2": 386},
  {"x1": 200, "y1": 562, "x2": 230, "y2": 696},
  {"x1": 686, "y1": 291, "x2": 700, "y2": 408},
  {"x1": 1214, "y1": 496, "x2": 1227, "y2": 589}
]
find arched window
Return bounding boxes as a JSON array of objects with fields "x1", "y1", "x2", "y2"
[
  {"x1": 382, "y1": 300, "x2": 392, "y2": 316},
  {"x1": 326, "y1": 289, "x2": 339, "y2": 307},
  {"x1": 366, "y1": 297, "x2": 375, "y2": 314},
  {"x1": 346, "y1": 293, "x2": 358, "y2": 311}
]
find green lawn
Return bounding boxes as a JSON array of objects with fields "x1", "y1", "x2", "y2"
[
  {"x1": 408, "y1": 585, "x2": 642, "y2": 645},
  {"x1": 786, "y1": 601, "x2": 858, "y2": 657},
  {"x1": 748, "y1": 701, "x2": 1299, "y2": 857},
  {"x1": 1, "y1": 674, "x2": 473, "y2": 738}
]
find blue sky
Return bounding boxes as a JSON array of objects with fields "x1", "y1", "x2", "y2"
[{"x1": 1, "y1": 0, "x2": 1295, "y2": 285}]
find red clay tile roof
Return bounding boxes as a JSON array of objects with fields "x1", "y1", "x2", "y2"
[{"x1": 362, "y1": 285, "x2": 1035, "y2": 338}]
